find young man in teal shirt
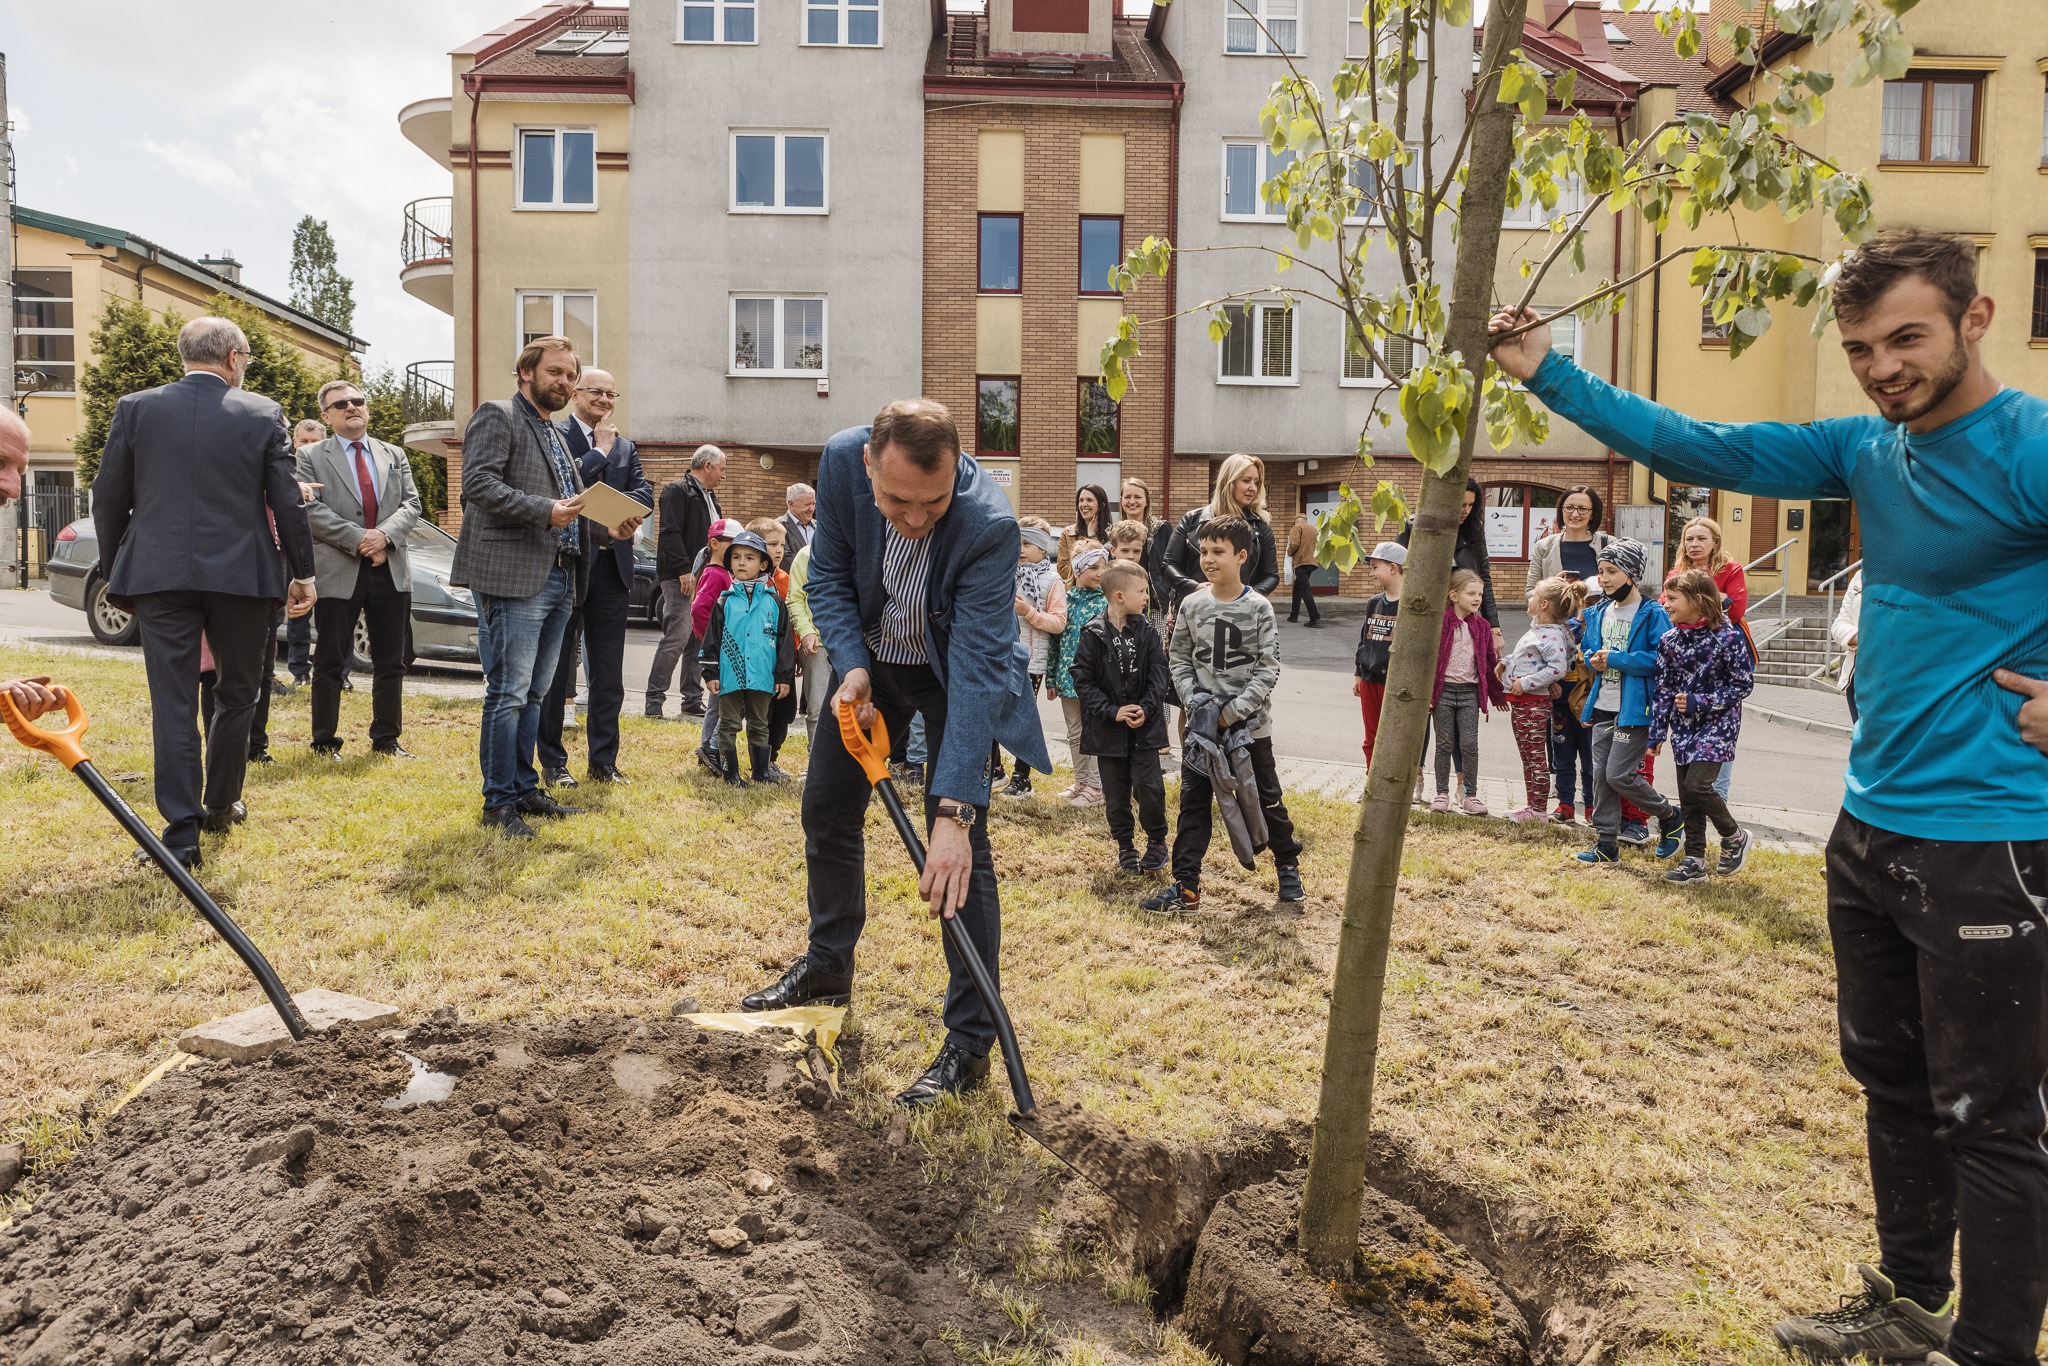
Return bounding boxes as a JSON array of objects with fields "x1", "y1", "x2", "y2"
[{"x1": 1491, "y1": 231, "x2": 2048, "y2": 1366}]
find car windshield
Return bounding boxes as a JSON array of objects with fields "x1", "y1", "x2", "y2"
[{"x1": 409, "y1": 522, "x2": 458, "y2": 552}]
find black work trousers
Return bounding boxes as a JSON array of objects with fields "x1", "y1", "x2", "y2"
[
  {"x1": 1826, "y1": 812, "x2": 2048, "y2": 1366},
  {"x1": 1171, "y1": 734, "x2": 1302, "y2": 888},
  {"x1": 135, "y1": 592, "x2": 273, "y2": 849},
  {"x1": 801, "y1": 661, "x2": 1000, "y2": 1057},
  {"x1": 1675, "y1": 760, "x2": 1739, "y2": 859},
  {"x1": 1288, "y1": 568, "x2": 1321, "y2": 623},
  {"x1": 310, "y1": 560, "x2": 408, "y2": 752},
  {"x1": 1097, "y1": 749, "x2": 1167, "y2": 851},
  {"x1": 540, "y1": 564, "x2": 632, "y2": 774}
]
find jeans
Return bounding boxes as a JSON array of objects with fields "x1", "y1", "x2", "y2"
[
  {"x1": 1551, "y1": 701, "x2": 1594, "y2": 810},
  {"x1": 285, "y1": 611, "x2": 312, "y2": 680},
  {"x1": 476, "y1": 567, "x2": 574, "y2": 811},
  {"x1": 310, "y1": 560, "x2": 407, "y2": 752},
  {"x1": 801, "y1": 663, "x2": 1000, "y2": 1056},
  {"x1": 1288, "y1": 569, "x2": 1320, "y2": 623},
  {"x1": 1432, "y1": 683, "x2": 1481, "y2": 797},
  {"x1": 1171, "y1": 734, "x2": 1302, "y2": 888},
  {"x1": 645, "y1": 579, "x2": 702, "y2": 713},
  {"x1": 1675, "y1": 761, "x2": 1739, "y2": 859},
  {"x1": 1098, "y1": 750, "x2": 1167, "y2": 850},
  {"x1": 1826, "y1": 814, "x2": 2048, "y2": 1366},
  {"x1": 1588, "y1": 714, "x2": 1677, "y2": 840}
]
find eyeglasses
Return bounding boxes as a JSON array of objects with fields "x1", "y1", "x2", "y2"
[
  {"x1": 576, "y1": 388, "x2": 620, "y2": 399},
  {"x1": 324, "y1": 397, "x2": 367, "y2": 411}
]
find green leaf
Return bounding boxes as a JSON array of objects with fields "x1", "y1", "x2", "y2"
[{"x1": 1554, "y1": 69, "x2": 1577, "y2": 109}]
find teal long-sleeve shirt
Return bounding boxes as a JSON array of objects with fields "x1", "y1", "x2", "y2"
[{"x1": 1526, "y1": 350, "x2": 2048, "y2": 841}]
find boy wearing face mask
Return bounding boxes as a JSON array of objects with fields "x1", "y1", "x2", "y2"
[{"x1": 1572, "y1": 538, "x2": 1683, "y2": 865}]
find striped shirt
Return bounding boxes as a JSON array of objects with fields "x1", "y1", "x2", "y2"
[{"x1": 868, "y1": 524, "x2": 932, "y2": 665}]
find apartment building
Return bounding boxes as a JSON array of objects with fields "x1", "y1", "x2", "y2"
[{"x1": 923, "y1": 0, "x2": 1180, "y2": 520}]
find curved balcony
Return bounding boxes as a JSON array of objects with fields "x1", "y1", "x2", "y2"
[
  {"x1": 400, "y1": 197, "x2": 455, "y2": 315},
  {"x1": 401, "y1": 361, "x2": 457, "y2": 455},
  {"x1": 398, "y1": 96, "x2": 453, "y2": 169}
]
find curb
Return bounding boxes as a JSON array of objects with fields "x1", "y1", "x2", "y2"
[{"x1": 1748, "y1": 704, "x2": 1853, "y2": 740}]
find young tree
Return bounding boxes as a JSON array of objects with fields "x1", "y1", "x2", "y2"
[
  {"x1": 289, "y1": 216, "x2": 357, "y2": 334},
  {"x1": 74, "y1": 298, "x2": 184, "y2": 486},
  {"x1": 358, "y1": 365, "x2": 450, "y2": 518},
  {"x1": 1100, "y1": 0, "x2": 1915, "y2": 1273}
]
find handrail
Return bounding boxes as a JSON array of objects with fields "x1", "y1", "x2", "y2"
[
  {"x1": 1736, "y1": 536, "x2": 1800, "y2": 640},
  {"x1": 1741, "y1": 536, "x2": 1800, "y2": 576},
  {"x1": 401, "y1": 197, "x2": 454, "y2": 269},
  {"x1": 1816, "y1": 557, "x2": 1862, "y2": 593},
  {"x1": 1820, "y1": 557, "x2": 1864, "y2": 676}
]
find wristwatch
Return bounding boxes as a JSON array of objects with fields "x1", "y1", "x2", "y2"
[{"x1": 935, "y1": 802, "x2": 978, "y2": 830}]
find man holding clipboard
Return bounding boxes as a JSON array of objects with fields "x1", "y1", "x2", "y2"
[{"x1": 539, "y1": 368, "x2": 651, "y2": 786}]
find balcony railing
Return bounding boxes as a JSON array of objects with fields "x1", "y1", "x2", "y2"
[
  {"x1": 401, "y1": 197, "x2": 454, "y2": 269},
  {"x1": 402, "y1": 361, "x2": 455, "y2": 427}
]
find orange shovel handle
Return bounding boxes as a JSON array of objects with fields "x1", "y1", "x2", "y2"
[
  {"x1": 0, "y1": 686, "x2": 91, "y2": 770},
  {"x1": 836, "y1": 700, "x2": 892, "y2": 786}
]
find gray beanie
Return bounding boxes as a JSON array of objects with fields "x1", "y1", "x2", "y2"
[{"x1": 1597, "y1": 537, "x2": 1649, "y2": 583}]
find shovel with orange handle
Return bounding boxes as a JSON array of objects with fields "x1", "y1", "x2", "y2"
[{"x1": 1, "y1": 686, "x2": 307, "y2": 1041}]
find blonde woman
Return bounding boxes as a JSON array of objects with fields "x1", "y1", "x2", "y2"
[
  {"x1": 1663, "y1": 516, "x2": 1748, "y2": 623},
  {"x1": 1161, "y1": 454, "x2": 1279, "y2": 618}
]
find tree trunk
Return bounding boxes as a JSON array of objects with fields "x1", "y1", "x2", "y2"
[{"x1": 1296, "y1": 0, "x2": 1533, "y2": 1274}]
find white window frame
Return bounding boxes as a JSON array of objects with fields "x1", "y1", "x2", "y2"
[
  {"x1": 677, "y1": 0, "x2": 757, "y2": 45},
  {"x1": 1340, "y1": 332, "x2": 1419, "y2": 388},
  {"x1": 729, "y1": 295, "x2": 829, "y2": 378},
  {"x1": 515, "y1": 290, "x2": 599, "y2": 367},
  {"x1": 1344, "y1": 143, "x2": 1422, "y2": 226},
  {"x1": 729, "y1": 131, "x2": 831, "y2": 215},
  {"x1": 802, "y1": 0, "x2": 883, "y2": 47},
  {"x1": 514, "y1": 126, "x2": 599, "y2": 212},
  {"x1": 1222, "y1": 138, "x2": 1294, "y2": 222},
  {"x1": 13, "y1": 269, "x2": 76, "y2": 397},
  {"x1": 1501, "y1": 171, "x2": 1585, "y2": 228},
  {"x1": 1224, "y1": 0, "x2": 1298, "y2": 56},
  {"x1": 1217, "y1": 301, "x2": 1298, "y2": 386},
  {"x1": 1511, "y1": 314, "x2": 1577, "y2": 389}
]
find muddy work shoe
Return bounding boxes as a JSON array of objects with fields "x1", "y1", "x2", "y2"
[{"x1": 1770, "y1": 1264, "x2": 1953, "y2": 1362}]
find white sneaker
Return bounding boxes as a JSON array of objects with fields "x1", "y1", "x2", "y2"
[
  {"x1": 563, "y1": 705, "x2": 580, "y2": 730},
  {"x1": 1070, "y1": 784, "x2": 1105, "y2": 808}
]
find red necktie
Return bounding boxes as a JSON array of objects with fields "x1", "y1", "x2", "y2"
[{"x1": 352, "y1": 441, "x2": 379, "y2": 529}]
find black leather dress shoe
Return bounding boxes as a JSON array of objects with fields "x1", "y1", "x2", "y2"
[
  {"x1": 248, "y1": 749, "x2": 275, "y2": 765},
  {"x1": 136, "y1": 845, "x2": 203, "y2": 871},
  {"x1": 201, "y1": 801, "x2": 247, "y2": 833},
  {"x1": 312, "y1": 745, "x2": 344, "y2": 762},
  {"x1": 542, "y1": 765, "x2": 578, "y2": 787},
  {"x1": 588, "y1": 767, "x2": 632, "y2": 785},
  {"x1": 481, "y1": 806, "x2": 537, "y2": 840},
  {"x1": 894, "y1": 1044, "x2": 990, "y2": 1108},
  {"x1": 374, "y1": 744, "x2": 418, "y2": 760},
  {"x1": 518, "y1": 790, "x2": 584, "y2": 819},
  {"x1": 739, "y1": 956, "x2": 853, "y2": 1012}
]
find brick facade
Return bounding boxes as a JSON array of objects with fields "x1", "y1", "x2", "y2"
[{"x1": 924, "y1": 102, "x2": 1175, "y2": 528}]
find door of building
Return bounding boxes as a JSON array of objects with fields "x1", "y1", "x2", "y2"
[
  {"x1": 1298, "y1": 483, "x2": 1344, "y2": 593},
  {"x1": 1664, "y1": 485, "x2": 1715, "y2": 573},
  {"x1": 1806, "y1": 498, "x2": 1859, "y2": 591}
]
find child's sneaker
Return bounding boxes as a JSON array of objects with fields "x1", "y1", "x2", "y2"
[
  {"x1": 1001, "y1": 771, "x2": 1033, "y2": 798},
  {"x1": 1716, "y1": 829, "x2": 1752, "y2": 876},
  {"x1": 1428, "y1": 793, "x2": 1451, "y2": 814},
  {"x1": 1664, "y1": 857, "x2": 1710, "y2": 884},
  {"x1": 1140, "y1": 842, "x2": 1169, "y2": 877},
  {"x1": 1550, "y1": 803, "x2": 1576, "y2": 825},
  {"x1": 1573, "y1": 842, "x2": 1620, "y2": 865},
  {"x1": 1617, "y1": 821, "x2": 1652, "y2": 847},
  {"x1": 1276, "y1": 865, "x2": 1305, "y2": 903},
  {"x1": 1140, "y1": 881, "x2": 1200, "y2": 916},
  {"x1": 1070, "y1": 784, "x2": 1105, "y2": 808},
  {"x1": 1116, "y1": 846, "x2": 1141, "y2": 875},
  {"x1": 1506, "y1": 805, "x2": 1544, "y2": 823},
  {"x1": 1460, "y1": 795, "x2": 1489, "y2": 817},
  {"x1": 1654, "y1": 810, "x2": 1685, "y2": 860}
]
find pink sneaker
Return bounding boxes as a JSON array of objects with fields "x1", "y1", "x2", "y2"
[
  {"x1": 1507, "y1": 805, "x2": 1543, "y2": 823},
  {"x1": 1428, "y1": 794, "x2": 1451, "y2": 813},
  {"x1": 1461, "y1": 795, "x2": 1489, "y2": 816},
  {"x1": 1070, "y1": 784, "x2": 1105, "y2": 808}
]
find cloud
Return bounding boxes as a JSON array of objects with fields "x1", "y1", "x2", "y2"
[
  {"x1": 6, "y1": 103, "x2": 26, "y2": 136},
  {"x1": 140, "y1": 138, "x2": 255, "y2": 199}
]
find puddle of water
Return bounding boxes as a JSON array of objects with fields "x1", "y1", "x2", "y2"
[{"x1": 382, "y1": 1052, "x2": 458, "y2": 1109}]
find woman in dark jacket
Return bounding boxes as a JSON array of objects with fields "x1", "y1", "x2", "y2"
[
  {"x1": 1163, "y1": 454, "x2": 1280, "y2": 615},
  {"x1": 1398, "y1": 476, "x2": 1503, "y2": 649}
]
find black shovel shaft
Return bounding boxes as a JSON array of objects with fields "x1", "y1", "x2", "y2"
[
  {"x1": 75, "y1": 761, "x2": 306, "y2": 1040},
  {"x1": 873, "y1": 777, "x2": 1037, "y2": 1118}
]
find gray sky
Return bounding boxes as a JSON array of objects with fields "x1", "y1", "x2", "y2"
[{"x1": 4, "y1": 1, "x2": 513, "y2": 376}]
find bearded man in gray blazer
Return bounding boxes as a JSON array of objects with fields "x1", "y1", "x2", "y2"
[{"x1": 296, "y1": 378, "x2": 424, "y2": 759}]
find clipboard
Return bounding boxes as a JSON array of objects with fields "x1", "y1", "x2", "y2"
[{"x1": 578, "y1": 481, "x2": 653, "y2": 530}]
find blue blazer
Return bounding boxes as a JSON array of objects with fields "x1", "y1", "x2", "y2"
[
  {"x1": 807, "y1": 425, "x2": 1048, "y2": 803},
  {"x1": 1577, "y1": 594, "x2": 1672, "y2": 727},
  {"x1": 558, "y1": 418, "x2": 652, "y2": 594}
]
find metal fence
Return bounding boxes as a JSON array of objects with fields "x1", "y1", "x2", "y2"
[
  {"x1": 403, "y1": 361, "x2": 455, "y2": 427},
  {"x1": 8, "y1": 487, "x2": 87, "y2": 584},
  {"x1": 401, "y1": 197, "x2": 453, "y2": 269}
]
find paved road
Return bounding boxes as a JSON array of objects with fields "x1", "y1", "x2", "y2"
[{"x1": 0, "y1": 585, "x2": 1852, "y2": 851}]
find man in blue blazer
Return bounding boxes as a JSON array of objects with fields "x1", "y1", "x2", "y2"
[
  {"x1": 740, "y1": 399, "x2": 1049, "y2": 1105},
  {"x1": 539, "y1": 368, "x2": 649, "y2": 785}
]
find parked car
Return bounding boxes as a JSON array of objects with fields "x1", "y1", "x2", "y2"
[
  {"x1": 48, "y1": 517, "x2": 481, "y2": 667},
  {"x1": 630, "y1": 540, "x2": 667, "y2": 629}
]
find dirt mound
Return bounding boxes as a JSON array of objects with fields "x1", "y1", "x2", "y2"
[
  {"x1": 1181, "y1": 1170, "x2": 1532, "y2": 1366},
  {"x1": 0, "y1": 1014, "x2": 1000, "y2": 1365}
]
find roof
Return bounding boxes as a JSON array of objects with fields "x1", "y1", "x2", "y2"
[
  {"x1": 1603, "y1": 11, "x2": 1737, "y2": 115},
  {"x1": 928, "y1": 14, "x2": 1181, "y2": 98},
  {"x1": 461, "y1": 3, "x2": 632, "y2": 99},
  {"x1": 1478, "y1": 1, "x2": 1642, "y2": 111},
  {"x1": 13, "y1": 206, "x2": 368, "y2": 353}
]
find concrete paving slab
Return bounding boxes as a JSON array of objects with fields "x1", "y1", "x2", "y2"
[{"x1": 177, "y1": 988, "x2": 401, "y2": 1063}]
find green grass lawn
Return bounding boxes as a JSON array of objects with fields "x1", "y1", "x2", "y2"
[{"x1": 0, "y1": 644, "x2": 1897, "y2": 1363}]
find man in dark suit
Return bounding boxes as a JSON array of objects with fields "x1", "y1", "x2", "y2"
[
  {"x1": 739, "y1": 399, "x2": 1049, "y2": 1107},
  {"x1": 91, "y1": 317, "x2": 317, "y2": 867},
  {"x1": 645, "y1": 445, "x2": 725, "y2": 719},
  {"x1": 296, "y1": 379, "x2": 424, "y2": 759},
  {"x1": 538, "y1": 367, "x2": 649, "y2": 785},
  {"x1": 777, "y1": 481, "x2": 816, "y2": 573}
]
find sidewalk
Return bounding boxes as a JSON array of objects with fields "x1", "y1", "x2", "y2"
[{"x1": 1748, "y1": 681, "x2": 1852, "y2": 737}]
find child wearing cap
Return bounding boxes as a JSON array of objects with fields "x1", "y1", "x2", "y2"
[
  {"x1": 1351, "y1": 540, "x2": 1406, "y2": 767},
  {"x1": 1573, "y1": 537, "x2": 1684, "y2": 864},
  {"x1": 698, "y1": 530, "x2": 795, "y2": 787}
]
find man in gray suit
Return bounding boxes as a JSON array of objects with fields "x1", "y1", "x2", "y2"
[
  {"x1": 450, "y1": 334, "x2": 595, "y2": 839},
  {"x1": 297, "y1": 378, "x2": 424, "y2": 759},
  {"x1": 92, "y1": 317, "x2": 317, "y2": 867}
]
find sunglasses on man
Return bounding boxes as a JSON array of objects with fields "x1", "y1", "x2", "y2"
[{"x1": 324, "y1": 396, "x2": 368, "y2": 412}]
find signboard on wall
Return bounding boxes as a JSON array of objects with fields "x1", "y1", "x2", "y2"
[{"x1": 1484, "y1": 506, "x2": 1524, "y2": 560}]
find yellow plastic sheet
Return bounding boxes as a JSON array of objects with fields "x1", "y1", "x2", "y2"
[{"x1": 678, "y1": 1006, "x2": 845, "y2": 1092}]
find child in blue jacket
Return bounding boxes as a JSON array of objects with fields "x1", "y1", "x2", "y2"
[
  {"x1": 1573, "y1": 538, "x2": 1683, "y2": 865},
  {"x1": 699, "y1": 531, "x2": 795, "y2": 788}
]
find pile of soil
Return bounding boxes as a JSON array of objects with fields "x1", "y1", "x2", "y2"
[{"x1": 0, "y1": 1013, "x2": 1005, "y2": 1365}]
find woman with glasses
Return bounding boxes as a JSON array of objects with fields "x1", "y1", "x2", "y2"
[{"x1": 1527, "y1": 484, "x2": 1612, "y2": 586}]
